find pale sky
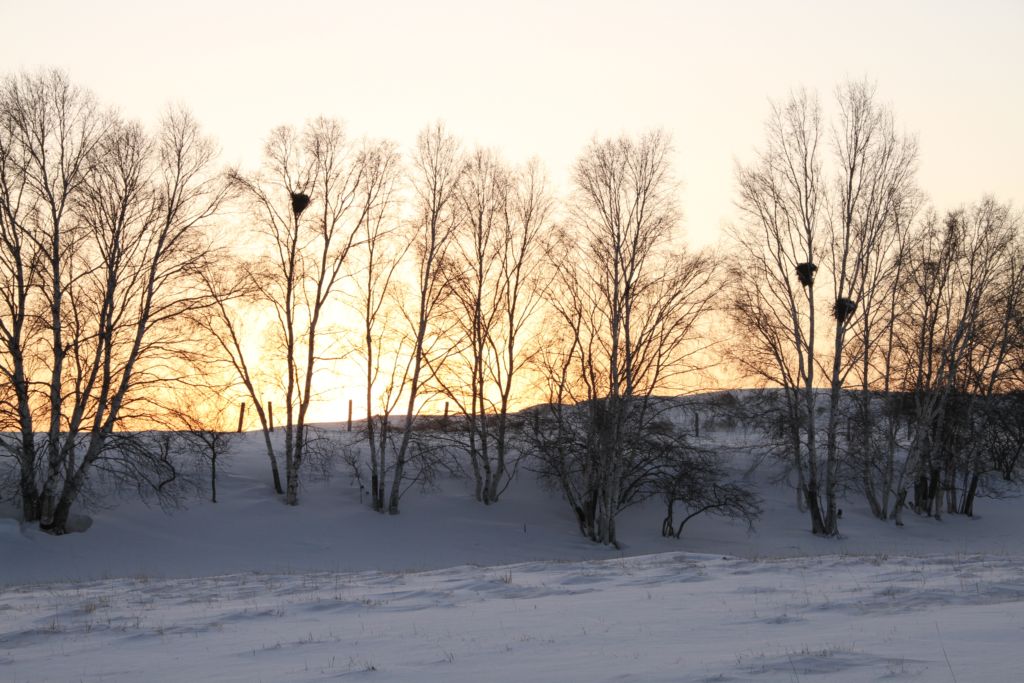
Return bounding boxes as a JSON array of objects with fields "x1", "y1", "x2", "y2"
[
  {"x1": 3, "y1": 0, "x2": 1022, "y2": 248},
  {"x1": 3, "y1": 0, "x2": 1022, "y2": 421}
]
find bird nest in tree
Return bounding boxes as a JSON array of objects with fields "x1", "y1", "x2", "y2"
[
  {"x1": 795, "y1": 262, "x2": 817, "y2": 287},
  {"x1": 290, "y1": 192, "x2": 311, "y2": 215},
  {"x1": 833, "y1": 297, "x2": 857, "y2": 324}
]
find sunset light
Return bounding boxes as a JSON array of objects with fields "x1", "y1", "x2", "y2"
[{"x1": 3, "y1": 2, "x2": 1024, "y2": 681}]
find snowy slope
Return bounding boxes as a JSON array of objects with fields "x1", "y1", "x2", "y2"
[
  {"x1": 2, "y1": 424, "x2": 1024, "y2": 681},
  {"x1": 3, "y1": 426, "x2": 1022, "y2": 586}
]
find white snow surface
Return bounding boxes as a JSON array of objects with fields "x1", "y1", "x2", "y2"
[{"x1": 2, "y1": 426, "x2": 1024, "y2": 681}]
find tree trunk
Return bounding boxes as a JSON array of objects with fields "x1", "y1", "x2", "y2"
[
  {"x1": 962, "y1": 473, "x2": 979, "y2": 517},
  {"x1": 18, "y1": 457, "x2": 39, "y2": 522},
  {"x1": 661, "y1": 498, "x2": 675, "y2": 538},
  {"x1": 259, "y1": 425, "x2": 283, "y2": 494},
  {"x1": 211, "y1": 456, "x2": 218, "y2": 503},
  {"x1": 805, "y1": 485, "x2": 827, "y2": 535},
  {"x1": 892, "y1": 486, "x2": 908, "y2": 526},
  {"x1": 928, "y1": 467, "x2": 942, "y2": 519}
]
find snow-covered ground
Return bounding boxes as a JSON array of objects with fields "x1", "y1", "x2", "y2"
[
  {"x1": 2, "y1": 426, "x2": 1023, "y2": 681},
  {"x1": 4, "y1": 552, "x2": 1023, "y2": 682}
]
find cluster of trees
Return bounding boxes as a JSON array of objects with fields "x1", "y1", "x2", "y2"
[
  {"x1": 727, "y1": 82, "x2": 1024, "y2": 536},
  {"x1": 0, "y1": 70, "x2": 226, "y2": 533},
  {"x1": 0, "y1": 69, "x2": 727, "y2": 541},
  {"x1": 1, "y1": 69, "x2": 1020, "y2": 545},
  {"x1": 197, "y1": 121, "x2": 557, "y2": 516},
  {"x1": 525, "y1": 132, "x2": 728, "y2": 546},
  {"x1": 200, "y1": 119, "x2": 736, "y2": 549}
]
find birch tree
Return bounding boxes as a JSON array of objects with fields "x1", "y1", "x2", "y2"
[
  {"x1": 0, "y1": 74, "x2": 47, "y2": 520},
  {"x1": 731, "y1": 88, "x2": 828, "y2": 533},
  {"x1": 440, "y1": 151, "x2": 551, "y2": 504},
  {"x1": 893, "y1": 201, "x2": 1019, "y2": 522},
  {"x1": 230, "y1": 118, "x2": 371, "y2": 505},
  {"x1": 729, "y1": 81, "x2": 917, "y2": 535},
  {"x1": 384, "y1": 122, "x2": 463, "y2": 514},
  {"x1": 849, "y1": 200, "x2": 915, "y2": 520},
  {"x1": 42, "y1": 106, "x2": 225, "y2": 533},
  {"x1": 531, "y1": 130, "x2": 716, "y2": 546},
  {"x1": 820, "y1": 80, "x2": 918, "y2": 532},
  {"x1": 350, "y1": 139, "x2": 405, "y2": 513},
  {"x1": 0, "y1": 70, "x2": 103, "y2": 523},
  {"x1": 0, "y1": 71, "x2": 225, "y2": 532}
]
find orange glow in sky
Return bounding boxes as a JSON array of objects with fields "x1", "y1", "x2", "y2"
[{"x1": 3, "y1": 0, "x2": 1021, "y2": 423}]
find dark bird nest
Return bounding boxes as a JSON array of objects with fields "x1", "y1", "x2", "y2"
[
  {"x1": 833, "y1": 297, "x2": 857, "y2": 324},
  {"x1": 795, "y1": 262, "x2": 818, "y2": 287},
  {"x1": 290, "y1": 192, "x2": 311, "y2": 216}
]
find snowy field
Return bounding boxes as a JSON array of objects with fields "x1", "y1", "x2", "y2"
[
  {"x1": 4, "y1": 552, "x2": 1023, "y2": 682},
  {"x1": 3, "y1": 427, "x2": 1024, "y2": 681}
]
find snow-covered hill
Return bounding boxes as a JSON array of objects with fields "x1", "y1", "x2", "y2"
[
  {"x1": 2, "y1": 424, "x2": 1023, "y2": 681},
  {"x1": 3, "y1": 425, "x2": 1021, "y2": 585}
]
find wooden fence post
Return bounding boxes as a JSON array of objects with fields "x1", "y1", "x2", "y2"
[
  {"x1": 347, "y1": 399, "x2": 353, "y2": 432},
  {"x1": 237, "y1": 401, "x2": 245, "y2": 433}
]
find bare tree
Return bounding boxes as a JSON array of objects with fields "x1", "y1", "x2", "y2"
[
  {"x1": 31, "y1": 102, "x2": 225, "y2": 533},
  {"x1": 819, "y1": 81, "x2": 918, "y2": 531},
  {"x1": 229, "y1": 118, "x2": 370, "y2": 505},
  {"x1": 891, "y1": 201, "x2": 1020, "y2": 523},
  {"x1": 658, "y1": 444, "x2": 761, "y2": 539},
  {"x1": 724, "y1": 260, "x2": 809, "y2": 513},
  {"x1": 848, "y1": 200, "x2": 915, "y2": 520},
  {"x1": 729, "y1": 82, "x2": 917, "y2": 535},
  {"x1": 529, "y1": 131, "x2": 716, "y2": 546},
  {"x1": 382, "y1": 122, "x2": 463, "y2": 515},
  {"x1": 193, "y1": 263, "x2": 283, "y2": 492},
  {"x1": 438, "y1": 151, "x2": 551, "y2": 504},
  {"x1": 169, "y1": 396, "x2": 235, "y2": 504},
  {"x1": 953, "y1": 215, "x2": 1022, "y2": 516},
  {"x1": 0, "y1": 74, "x2": 229, "y2": 532},
  {"x1": 0, "y1": 73, "x2": 48, "y2": 520},
  {"x1": 483, "y1": 159, "x2": 551, "y2": 502},
  {"x1": 730, "y1": 88, "x2": 828, "y2": 533},
  {"x1": 0, "y1": 70, "x2": 105, "y2": 523},
  {"x1": 349, "y1": 138, "x2": 405, "y2": 512}
]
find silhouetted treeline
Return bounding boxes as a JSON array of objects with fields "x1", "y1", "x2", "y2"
[{"x1": 1, "y1": 69, "x2": 1021, "y2": 544}]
